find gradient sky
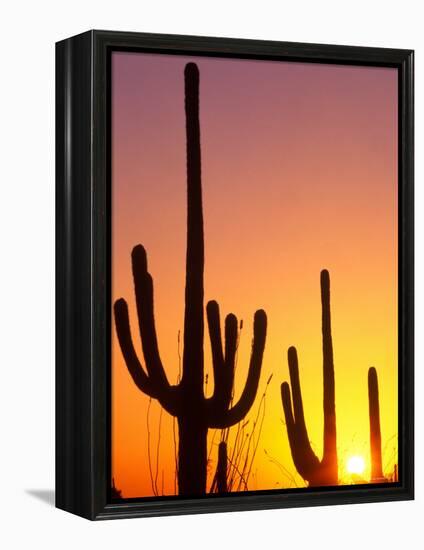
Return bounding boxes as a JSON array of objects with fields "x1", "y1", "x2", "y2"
[{"x1": 111, "y1": 51, "x2": 398, "y2": 498}]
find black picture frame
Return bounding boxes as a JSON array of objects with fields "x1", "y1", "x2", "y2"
[{"x1": 56, "y1": 30, "x2": 414, "y2": 520}]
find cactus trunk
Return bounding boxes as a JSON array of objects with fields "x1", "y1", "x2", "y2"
[
  {"x1": 320, "y1": 270, "x2": 337, "y2": 484},
  {"x1": 114, "y1": 62, "x2": 267, "y2": 496},
  {"x1": 368, "y1": 367, "x2": 384, "y2": 482},
  {"x1": 177, "y1": 417, "x2": 208, "y2": 494},
  {"x1": 181, "y1": 61, "x2": 204, "y2": 396}
]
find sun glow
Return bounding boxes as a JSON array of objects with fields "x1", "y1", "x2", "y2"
[{"x1": 347, "y1": 456, "x2": 366, "y2": 475}]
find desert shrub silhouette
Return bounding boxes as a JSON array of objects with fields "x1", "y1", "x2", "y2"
[
  {"x1": 281, "y1": 270, "x2": 338, "y2": 487},
  {"x1": 114, "y1": 63, "x2": 267, "y2": 496}
]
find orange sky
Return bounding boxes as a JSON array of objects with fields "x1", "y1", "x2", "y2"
[{"x1": 111, "y1": 52, "x2": 398, "y2": 498}]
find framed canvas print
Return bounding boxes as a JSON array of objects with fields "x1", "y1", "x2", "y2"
[{"x1": 56, "y1": 30, "x2": 414, "y2": 520}]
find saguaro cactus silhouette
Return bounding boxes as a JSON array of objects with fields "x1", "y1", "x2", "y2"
[
  {"x1": 368, "y1": 367, "x2": 386, "y2": 482},
  {"x1": 216, "y1": 441, "x2": 228, "y2": 493},
  {"x1": 281, "y1": 270, "x2": 338, "y2": 487},
  {"x1": 114, "y1": 63, "x2": 267, "y2": 496}
]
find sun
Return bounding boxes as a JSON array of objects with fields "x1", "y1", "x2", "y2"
[{"x1": 347, "y1": 455, "x2": 365, "y2": 475}]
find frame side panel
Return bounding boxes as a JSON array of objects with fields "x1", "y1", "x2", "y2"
[
  {"x1": 398, "y1": 51, "x2": 414, "y2": 498},
  {"x1": 55, "y1": 31, "x2": 95, "y2": 520}
]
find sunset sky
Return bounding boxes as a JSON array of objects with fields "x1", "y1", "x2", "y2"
[{"x1": 111, "y1": 51, "x2": 398, "y2": 498}]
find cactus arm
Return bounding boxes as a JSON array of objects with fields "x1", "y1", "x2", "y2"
[
  {"x1": 131, "y1": 245, "x2": 172, "y2": 390},
  {"x1": 320, "y1": 269, "x2": 337, "y2": 468},
  {"x1": 287, "y1": 347, "x2": 317, "y2": 458},
  {"x1": 209, "y1": 309, "x2": 267, "y2": 428},
  {"x1": 281, "y1": 381, "x2": 318, "y2": 477},
  {"x1": 114, "y1": 298, "x2": 156, "y2": 398},
  {"x1": 281, "y1": 381, "x2": 296, "y2": 447},
  {"x1": 223, "y1": 312, "x2": 238, "y2": 392},
  {"x1": 181, "y1": 62, "x2": 205, "y2": 393},
  {"x1": 281, "y1": 347, "x2": 320, "y2": 479},
  {"x1": 206, "y1": 300, "x2": 237, "y2": 413},
  {"x1": 206, "y1": 300, "x2": 225, "y2": 378},
  {"x1": 114, "y1": 295, "x2": 179, "y2": 415}
]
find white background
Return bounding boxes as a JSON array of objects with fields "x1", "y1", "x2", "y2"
[{"x1": 0, "y1": 1, "x2": 421, "y2": 548}]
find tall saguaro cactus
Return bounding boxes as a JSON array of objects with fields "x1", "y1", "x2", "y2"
[
  {"x1": 368, "y1": 367, "x2": 385, "y2": 482},
  {"x1": 281, "y1": 270, "x2": 338, "y2": 487},
  {"x1": 114, "y1": 63, "x2": 267, "y2": 496}
]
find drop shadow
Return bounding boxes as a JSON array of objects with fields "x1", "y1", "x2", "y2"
[{"x1": 26, "y1": 489, "x2": 55, "y2": 507}]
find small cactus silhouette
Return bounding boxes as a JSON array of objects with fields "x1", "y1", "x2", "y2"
[
  {"x1": 114, "y1": 63, "x2": 267, "y2": 496},
  {"x1": 281, "y1": 270, "x2": 338, "y2": 487},
  {"x1": 216, "y1": 441, "x2": 228, "y2": 493},
  {"x1": 368, "y1": 367, "x2": 387, "y2": 482}
]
